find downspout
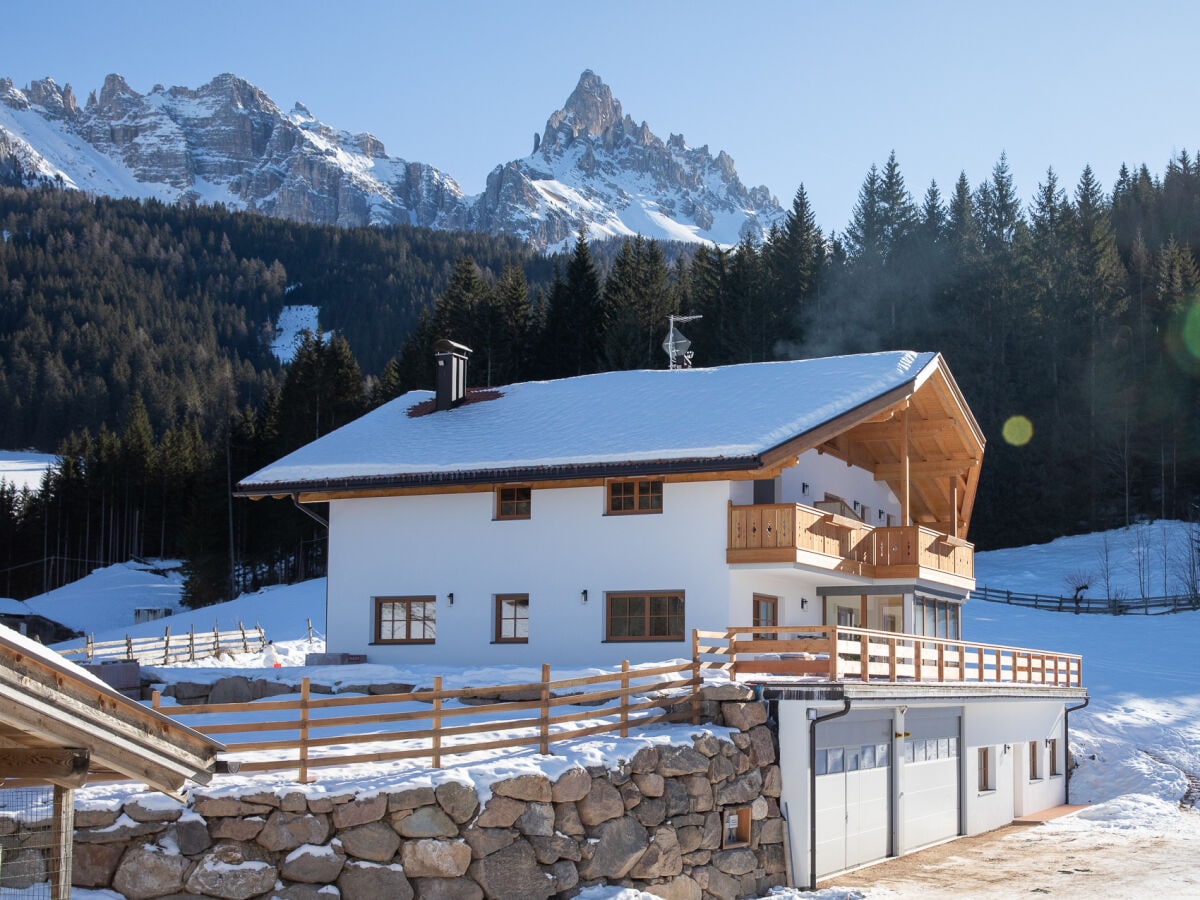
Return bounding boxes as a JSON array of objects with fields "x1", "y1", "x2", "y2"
[
  {"x1": 809, "y1": 699, "x2": 852, "y2": 891},
  {"x1": 1064, "y1": 696, "x2": 1090, "y2": 804},
  {"x1": 291, "y1": 494, "x2": 329, "y2": 529}
]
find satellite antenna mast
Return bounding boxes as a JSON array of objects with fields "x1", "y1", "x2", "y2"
[{"x1": 663, "y1": 314, "x2": 702, "y2": 370}]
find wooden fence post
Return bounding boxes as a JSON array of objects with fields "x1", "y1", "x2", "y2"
[
  {"x1": 307, "y1": 618, "x2": 314, "y2": 644},
  {"x1": 162, "y1": 625, "x2": 171, "y2": 664},
  {"x1": 540, "y1": 664, "x2": 551, "y2": 754},
  {"x1": 124, "y1": 634, "x2": 133, "y2": 660},
  {"x1": 859, "y1": 633, "x2": 870, "y2": 682},
  {"x1": 299, "y1": 677, "x2": 311, "y2": 783},
  {"x1": 86, "y1": 634, "x2": 94, "y2": 661},
  {"x1": 913, "y1": 639, "x2": 922, "y2": 682},
  {"x1": 213, "y1": 624, "x2": 220, "y2": 658},
  {"x1": 432, "y1": 676, "x2": 443, "y2": 768},
  {"x1": 188, "y1": 626, "x2": 196, "y2": 663},
  {"x1": 239, "y1": 621, "x2": 248, "y2": 653},
  {"x1": 619, "y1": 661, "x2": 630, "y2": 738},
  {"x1": 728, "y1": 630, "x2": 738, "y2": 682},
  {"x1": 691, "y1": 630, "x2": 701, "y2": 726},
  {"x1": 151, "y1": 689, "x2": 161, "y2": 710}
]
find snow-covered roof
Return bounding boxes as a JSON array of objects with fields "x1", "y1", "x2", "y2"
[{"x1": 239, "y1": 351, "x2": 939, "y2": 494}]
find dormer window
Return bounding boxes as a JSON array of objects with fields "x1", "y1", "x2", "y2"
[
  {"x1": 608, "y1": 479, "x2": 663, "y2": 514},
  {"x1": 496, "y1": 486, "x2": 531, "y2": 520}
]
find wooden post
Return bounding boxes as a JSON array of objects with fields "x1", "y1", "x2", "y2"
[
  {"x1": 728, "y1": 630, "x2": 738, "y2": 682},
  {"x1": 125, "y1": 633, "x2": 133, "y2": 660},
  {"x1": 540, "y1": 663, "x2": 552, "y2": 753},
  {"x1": 900, "y1": 403, "x2": 911, "y2": 526},
  {"x1": 152, "y1": 689, "x2": 161, "y2": 710},
  {"x1": 431, "y1": 675, "x2": 443, "y2": 768},
  {"x1": 888, "y1": 637, "x2": 897, "y2": 681},
  {"x1": 213, "y1": 624, "x2": 220, "y2": 658},
  {"x1": 937, "y1": 641, "x2": 945, "y2": 681},
  {"x1": 828, "y1": 628, "x2": 840, "y2": 682},
  {"x1": 86, "y1": 634, "x2": 94, "y2": 661},
  {"x1": 162, "y1": 625, "x2": 171, "y2": 664},
  {"x1": 299, "y1": 677, "x2": 311, "y2": 783},
  {"x1": 619, "y1": 661, "x2": 631, "y2": 737},
  {"x1": 913, "y1": 639, "x2": 922, "y2": 681},
  {"x1": 256, "y1": 624, "x2": 265, "y2": 650},
  {"x1": 859, "y1": 633, "x2": 870, "y2": 682},
  {"x1": 976, "y1": 646, "x2": 984, "y2": 682},
  {"x1": 188, "y1": 625, "x2": 196, "y2": 662},
  {"x1": 239, "y1": 620, "x2": 248, "y2": 653},
  {"x1": 950, "y1": 477, "x2": 960, "y2": 539},
  {"x1": 307, "y1": 618, "x2": 314, "y2": 643},
  {"x1": 691, "y1": 630, "x2": 701, "y2": 726},
  {"x1": 50, "y1": 785, "x2": 73, "y2": 900}
]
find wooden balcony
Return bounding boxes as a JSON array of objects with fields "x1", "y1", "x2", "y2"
[
  {"x1": 695, "y1": 626, "x2": 1083, "y2": 688},
  {"x1": 727, "y1": 502, "x2": 973, "y2": 583}
]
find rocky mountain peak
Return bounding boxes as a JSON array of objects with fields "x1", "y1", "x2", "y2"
[
  {"x1": 97, "y1": 74, "x2": 139, "y2": 109},
  {"x1": 543, "y1": 69, "x2": 622, "y2": 145}
]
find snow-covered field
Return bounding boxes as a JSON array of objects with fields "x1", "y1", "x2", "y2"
[
  {"x1": 0, "y1": 449, "x2": 57, "y2": 491},
  {"x1": 9, "y1": 521, "x2": 1197, "y2": 898}
]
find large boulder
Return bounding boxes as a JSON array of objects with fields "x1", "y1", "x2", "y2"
[
  {"x1": 111, "y1": 843, "x2": 188, "y2": 899},
  {"x1": 400, "y1": 838, "x2": 473, "y2": 877},
  {"x1": 338, "y1": 859, "x2": 414, "y2": 900},
  {"x1": 256, "y1": 810, "x2": 331, "y2": 852},
  {"x1": 280, "y1": 842, "x2": 347, "y2": 883},
  {"x1": 577, "y1": 779, "x2": 623, "y2": 826},
  {"x1": 435, "y1": 781, "x2": 479, "y2": 824},
  {"x1": 184, "y1": 842, "x2": 278, "y2": 900},
  {"x1": 340, "y1": 821, "x2": 401, "y2": 862},
  {"x1": 576, "y1": 815, "x2": 648, "y2": 881},
  {"x1": 467, "y1": 839, "x2": 554, "y2": 900}
]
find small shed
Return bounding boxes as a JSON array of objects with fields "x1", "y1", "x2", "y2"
[
  {"x1": 0, "y1": 598, "x2": 79, "y2": 644},
  {"x1": 0, "y1": 624, "x2": 222, "y2": 897}
]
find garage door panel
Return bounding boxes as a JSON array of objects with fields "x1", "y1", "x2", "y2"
[
  {"x1": 902, "y1": 713, "x2": 961, "y2": 851},
  {"x1": 815, "y1": 715, "x2": 892, "y2": 877}
]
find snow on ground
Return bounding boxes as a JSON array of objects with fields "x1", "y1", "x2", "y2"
[
  {"x1": 29, "y1": 521, "x2": 1200, "y2": 898},
  {"x1": 270, "y1": 304, "x2": 321, "y2": 364},
  {"x1": 0, "y1": 449, "x2": 57, "y2": 492}
]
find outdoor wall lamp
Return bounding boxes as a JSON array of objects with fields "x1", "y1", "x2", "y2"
[
  {"x1": 581, "y1": 589, "x2": 589, "y2": 604},
  {"x1": 1045, "y1": 737, "x2": 1053, "y2": 747},
  {"x1": 800, "y1": 597, "x2": 808, "y2": 609},
  {"x1": 447, "y1": 592, "x2": 454, "y2": 606},
  {"x1": 1004, "y1": 744, "x2": 1012, "y2": 754}
]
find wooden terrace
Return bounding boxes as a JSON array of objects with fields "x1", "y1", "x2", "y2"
[
  {"x1": 695, "y1": 625, "x2": 1082, "y2": 688},
  {"x1": 728, "y1": 502, "x2": 974, "y2": 583}
]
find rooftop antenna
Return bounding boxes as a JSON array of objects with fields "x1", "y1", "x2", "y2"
[{"x1": 663, "y1": 314, "x2": 702, "y2": 369}]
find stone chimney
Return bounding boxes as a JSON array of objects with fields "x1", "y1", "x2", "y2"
[{"x1": 434, "y1": 339, "x2": 472, "y2": 411}]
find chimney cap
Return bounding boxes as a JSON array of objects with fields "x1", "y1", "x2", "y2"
[{"x1": 434, "y1": 339, "x2": 473, "y2": 356}]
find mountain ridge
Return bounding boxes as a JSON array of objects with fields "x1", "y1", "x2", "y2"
[{"x1": 0, "y1": 70, "x2": 782, "y2": 249}]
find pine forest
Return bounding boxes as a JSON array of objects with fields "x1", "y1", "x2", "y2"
[{"x1": 1, "y1": 149, "x2": 1199, "y2": 604}]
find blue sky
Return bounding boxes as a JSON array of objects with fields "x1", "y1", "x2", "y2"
[{"x1": 3, "y1": 1, "x2": 1196, "y2": 232}]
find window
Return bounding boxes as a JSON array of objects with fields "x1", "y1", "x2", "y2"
[
  {"x1": 753, "y1": 594, "x2": 778, "y2": 639},
  {"x1": 496, "y1": 486, "x2": 531, "y2": 520},
  {"x1": 374, "y1": 596, "x2": 435, "y2": 644},
  {"x1": 978, "y1": 747, "x2": 994, "y2": 792},
  {"x1": 606, "y1": 591, "x2": 684, "y2": 641},
  {"x1": 1029, "y1": 741, "x2": 1041, "y2": 780},
  {"x1": 914, "y1": 596, "x2": 962, "y2": 640},
  {"x1": 607, "y1": 479, "x2": 663, "y2": 514},
  {"x1": 495, "y1": 594, "x2": 529, "y2": 643},
  {"x1": 722, "y1": 807, "x2": 751, "y2": 847},
  {"x1": 1049, "y1": 738, "x2": 1061, "y2": 776}
]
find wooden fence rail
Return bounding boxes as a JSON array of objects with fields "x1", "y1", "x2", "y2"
[
  {"x1": 694, "y1": 625, "x2": 1083, "y2": 688},
  {"x1": 974, "y1": 585, "x2": 1200, "y2": 616},
  {"x1": 153, "y1": 660, "x2": 701, "y2": 783},
  {"x1": 59, "y1": 622, "x2": 266, "y2": 665}
]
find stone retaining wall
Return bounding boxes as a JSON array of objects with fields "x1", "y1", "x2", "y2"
[{"x1": 70, "y1": 685, "x2": 786, "y2": 900}]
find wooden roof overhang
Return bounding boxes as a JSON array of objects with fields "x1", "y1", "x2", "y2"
[
  {"x1": 236, "y1": 355, "x2": 984, "y2": 538},
  {"x1": 0, "y1": 628, "x2": 223, "y2": 799}
]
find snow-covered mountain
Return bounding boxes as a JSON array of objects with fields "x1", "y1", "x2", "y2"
[{"x1": 0, "y1": 70, "x2": 782, "y2": 248}]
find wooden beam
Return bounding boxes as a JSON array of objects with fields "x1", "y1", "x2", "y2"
[
  {"x1": 0, "y1": 747, "x2": 89, "y2": 787},
  {"x1": 873, "y1": 458, "x2": 979, "y2": 480},
  {"x1": 900, "y1": 404, "x2": 910, "y2": 526},
  {"x1": 850, "y1": 417, "x2": 959, "y2": 441},
  {"x1": 52, "y1": 785, "x2": 74, "y2": 900}
]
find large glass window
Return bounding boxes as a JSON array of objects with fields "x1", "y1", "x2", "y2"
[
  {"x1": 914, "y1": 596, "x2": 961, "y2": 639},
  {"x1": 495, "y1": 594, "x2": 529, "y2": 643},
  {"x1": 753, "y1": 594, "x2": 778, "y2": 639},
  {"x1": 606, "y1": 591, "x2": 685, "y2": 641},
  {"x1": 608, "y1": 480, "x2": 663, "y2": 514},
  {"x1": 374, "y1": 596, "x2": 436, "y2": 643}
]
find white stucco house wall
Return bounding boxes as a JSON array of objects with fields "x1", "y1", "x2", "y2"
[{"x1": 238, "y1": 345, "x2": 1087, "y2": 887}]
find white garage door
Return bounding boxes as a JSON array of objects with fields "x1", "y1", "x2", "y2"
[
  {"x1": 814, "y1": 714, "x2": 892, "y2": 876},
  {"x1": 902, "y1": 710, "x2": 961, "y2": 850}
]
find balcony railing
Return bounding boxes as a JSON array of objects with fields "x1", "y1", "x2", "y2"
[
  {"x1": 694, "y1": 626, "x2": 1083, "y2": 688},
  {"x1": 727, "y1": 502, "x2": 973, "y2": 581}
]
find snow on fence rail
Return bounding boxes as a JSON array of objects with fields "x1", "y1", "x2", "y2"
[
  {"x1": 973, "y1": 585, "x2": 1200, "y2": 615},
  {"x1": 153, "y1": 659, "x2": 702, "y2": 783},
  {"x1": 693, "y1": 625, "x2": 1083, "y2": 687},
  {"x1": 59, "y1": 622, "x2": 267, "y2": 665}
]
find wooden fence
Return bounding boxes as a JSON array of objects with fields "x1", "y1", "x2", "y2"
[
  {"x1": 973, "y1": 585, "x2": 1200, "y2": 616},
  {"x1": 153, "y1": 659, "x2": 701, "y2": 783},
  {"x1": 59, "y1": 622, "x2": 267, "y2": 665},
  {"x1": 694, "y1": 625, "x2": 1083, "y2": 688}
]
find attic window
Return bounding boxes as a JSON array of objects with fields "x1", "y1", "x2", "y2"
[{"x1": 496, "y1": 486, "x2": 531, "y2": 520}]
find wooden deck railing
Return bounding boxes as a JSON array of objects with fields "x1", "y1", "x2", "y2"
[
  {"x1": 693, "y1": 625, "x2": 1082, "y2": 688},
  {"x1": 59, "y1": 622, "x2": 267, "y2": 665},
  {"x1": 727, "y1": 503, "x2": 973, "y2": 580},
  {"x1": 152, "y1": 660, "x2": 701, "y2": 783}
]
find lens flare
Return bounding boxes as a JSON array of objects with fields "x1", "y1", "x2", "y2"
[{"x1": 1002, "y1": 415, "x2": 1033, "y2": 447}]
